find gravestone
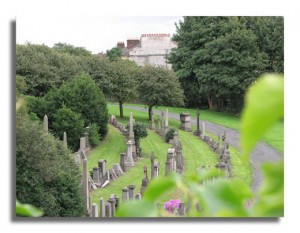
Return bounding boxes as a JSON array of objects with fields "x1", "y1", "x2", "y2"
[
  {"x1": 150, "y1": 151, "x2": 155, "y2": 179},
  {"x1": 125, "y1": 140, "x2": 135, "y2": 167},
  {"x1": 135, "y1": 193, "x2": 142, "y2": 200},
  {"x1": 92, "y1": 203, "x2": 98, "y2": 217},
  {"x1": 63, "y1": 131, "x2": 67, "y2": 147},
  {"x1": 194, "y1": 110, "x2": 201, "y2": 136},
  {"x1": 128, "y1": 184, "x2": 135, "y2": 200},
  {"x1": 129, "y1": 112, "x2": 134, "y2": 140},
  {"x1": 93, "y1": 167, "x2": 100, "y2": 184},
  {"x1": 74, "y1": 152, "x2": 81, "y2": 164},
  {"x1": 84, "y1": 128, "x2": 90, "y2": 151},
  {"x1": 120, "y1": 153, "x2": 126, "y2": 172},
  {"x1": 153, "y1": 161, "x2": 160, "y2": 179},
  {"x1": 167, "y1": 148, "x2": 176, "y2": 172},
  {"x1": 140, "y1": 164, "x2": 149, "y2": 196},
  {"x1": 108, "y1": 196, "x2": 116, "y2": 217},
  {"x1": 98, "y1": 159, "x2": 107, "y2": 180},
  {"x1": 157, "y1": 115, "x2": 161, "y2": 132},
  {"x1": 122, "y1": 187, "x2": 129, "y2": 203},
  {"x1": 201, "y1": 122, "x2": 206, "y2": 138},
  {"x1": 100, "y1": 197, "x2": 105, "y2": 217},
  {"x1": 80, "y1": 137, "x2": 86, "y2": 152},
  {"x1": 101, "y1": 180, "x2": 110, "y2": 188},
  {"x1": 165, "y1": 160, "x2": 171, "y2": 176},
  {"x1": 178, "y1": 202, "x2": 186, "y2": 216},
  {"x1": 113, "y1": 164, "x2": 124, "y2": 176},
  {"x1": 105, "y1": 202, "x2": 112, "y2": 217},
  {"x1": 82, "y1": 158, "x2": 89, "y2": 215},
  {"x1": 172, "y1": 131, "x2": 179, "y2": 147},
  {"x1": 43, "y1": 114, "x2": 48, "y2": 134},
  {"x1": 179, "y1": 112, "x2": 192, "y2": 132},
  {"x1": 176, "y1": 149, "x2": 184, "y2": 173},
  {"x1": 109, "y1": 169, "x2": 117, "y2": 180}
]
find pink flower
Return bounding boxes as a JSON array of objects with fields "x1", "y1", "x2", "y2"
[{"x1": 164, "y1": 199, "x2": 181, "y2": 213}]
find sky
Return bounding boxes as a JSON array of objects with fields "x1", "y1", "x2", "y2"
[{"x1": 17, "y1": 16, "x2": 183, "y2": 54}]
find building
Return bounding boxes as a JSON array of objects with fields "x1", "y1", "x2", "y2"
[{"x1": 117, "y1": 33, "x2": 177, "y2": 69}]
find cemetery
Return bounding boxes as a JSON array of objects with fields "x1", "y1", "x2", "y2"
[{"x1": 15, "y1": 16, "x2": 284, "y2": 218}]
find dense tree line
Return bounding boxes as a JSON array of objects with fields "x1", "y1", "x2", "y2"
[{"x1": 168, "y1": 16, "x2": 284, "y2": 113}]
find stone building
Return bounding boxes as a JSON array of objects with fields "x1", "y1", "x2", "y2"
[{"x1": 117, "y1": 33, "x2": 177, "y2": 69}]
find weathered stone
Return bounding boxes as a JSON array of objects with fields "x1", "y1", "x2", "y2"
[
  {"x1": 172, "y1": 131, "x2": 179, "y2": 147},
  {"x1": 129, "y1": 112, "x2": 134, "y2": 140},
  {"x1": 165, "y1": 160, "x2": 171, "y2": 176},
  {"x1": 120, "y1": 153, "x2": 126, "y2": 172},
  {"x1": 101, "y1": 180, "x2": 110, "y2": 188},
  {"x1": 125, "y1": 140, "x2": 135, "y2": 167},
  {"x1": 108, "y1": 196, "x2": 116, "y2": 217},
  {"x1": 135, "y1": 193, "x2": 142, "y2": 200},
  {"x1": 153, "y1": 161, "x2": 160, "y2": 179},
  {"x1": 128, "y1": 184, "x2": 135, "y2": 200},
  {"x1": 113, "y1": 164, "x2": 124, "y2": 176},
  {"x1": 194, "y1": 110, "x2": 201, "y2": 136},
  {"x1": 82, "y1": 158, "x2": 89, "y2": 214},
  {"x1": 140, "y1": 164, "x2": 149, "y2": 196},
  {"x1": 122, "y1": 187, "x2": 129, "y2": 203},
  {"x1": 105, "y1": 202, "x2": 112, "y2": 217},
  {"x1": 92, "y1": 203, "x2": 98, "y2": 217},
  {"x1": 63, "y1": 131, "x2": 67, "y2": 147},
  {"x1": 80, "y1": 137, "x2": 86, "y2": 151},
  {"x1": 150, "y1": 151, "x2": 155, "y2": 179},
  {"x1": 84, "y1": 129, "x2": 90, "y2": 151},
  {"x1": 99, "y1": 197, "x2": 105, "y2": 217},
  {"x1": 178, "y1": 202, "x2": 186, "y2": 216},
  {"x1": 201, "y1": 122, "x2": 206, "y2": 138},
  {"x1": 43, "y1": 114, "x2": 48, "y2": 134},
  {"x1": 93, "y1": 167, "x2": 100, "y2": 183},
  {"x1": 179, "y1": 112, "x2": 192, "y2": 132}
]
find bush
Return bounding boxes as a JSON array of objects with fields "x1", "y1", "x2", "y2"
[
  {"x1": 88, "y1": 123, "x2": 100, "y2": 147},
  {"x1": 16, "y1": 75, "x2": 27, "y2": 97},
  {"x1": 25, "y1": 95, "x2": 47, "y2": 119},
  {"x1": 52, "y1": 106, "x2": 85, "y2": 151},
  {"x1": 16, "y1": 112, "x2": 85, "y2": 217},
  {"x1": 126, "y1": 122, "x2": 148, "y2": 150},
  {"x1": 165, "y1": 128, "x2": 176, "y2": 143}
]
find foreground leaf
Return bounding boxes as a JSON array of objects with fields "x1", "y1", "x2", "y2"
[
  {"x1": 16, "y1": 200, "x2": 44, "y2": 217},
  {"x1": 116, "y1": 200, "x2": 157, "y2": 217}
]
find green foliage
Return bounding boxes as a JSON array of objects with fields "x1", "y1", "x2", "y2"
[
  {"x1": 16, "y1": 43, "x2": 82, "y2": 96},
  {"x1": 25, "y1": 95, "x2": 47, "y2": 119},
  {"x1": 53, "y1": 42, "x2": 92, "y2": 56},
  {"x1": 241, "y1": 74, "x2": 284, "y2": 157},
  {"x1": 16, "y1": 200, "x2": 44, "y2": 217},
  {"x1": 16, "y1": 75, "x2": 27, "y2": 97},
  {"x1": 16, "y1": 112, "x2": 85, "y2": 217},
  {"x1": 168, "y1": 16, "x2": 284, "y2": 112},
  {"x1": 126, "y1": 121, "x2": 148, "y2": 149},
  {"x1": 44, "y1": 73, "x2": 109, "y2": 139},
  {"x1": 52, "y1": 106, "x2": 85, "y2": 151},
  {"x1": 88, "y1": 123, "x2": 100, "y2": 146},
  {"x1": 137, "y1": 65, "x2": 185, "y2": 119},
  {"x1": 165, "y1": 128, "x2": 176, "y2": 142},
  {"x1": 106, "y1": 47, "x2": 122, "y2": 61}
]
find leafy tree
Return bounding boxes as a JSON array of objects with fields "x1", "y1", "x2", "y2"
[
  {"x1": 137, "y1": 65, "x2": 185, "y2": 120},
  {"x1": 52, "y1": 106, "x2": 85, "y2": 151},
  {"x1": 16, "y1": 75, "x2": 27, "y2": 97},
  {"x1": 44, "y1": 73, "x2": 109, "y2": 139},
  {"x1": 25, "y1": 95, "x2": 47, "y2": 119},
  {"x1": 53, "y1": 42, "x2": 92, "y2": 56},
  {"x1": 16, "y1": 43, "x2": 82, "y2": 96},
  {"x1": 16, "y1": 112, "x2": 85, "y2": 217},
  {"x1": 106, "y1": 47, "x2": 122, "y2": 61},
  {"x1": 126, "y1": 122, "x2": 148, "y2": 151},
  {"x1": 168, "y1": 16, "x2": 282, "y2": 113},
  {"x1": 88, "y1": 123, "x2": 100, "y2": 146},
  {"x1": 105, "y1": 59, "x2": 139, "y2": 118}
]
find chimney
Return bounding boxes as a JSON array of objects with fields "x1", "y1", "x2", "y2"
[
  {"x1": 127, "y1": 39, "x2": 140, "y2": 49},
  {"x1": 117, "y1": 42, "x2": 125, "y2": 49}
]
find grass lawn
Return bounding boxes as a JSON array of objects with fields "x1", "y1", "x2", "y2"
[
  {"x1": 89, "y1": 106, "x2": 252, "y2": 208},
  {"x1": 114, "y1": 103, "x2": 284, "y2": 153}
]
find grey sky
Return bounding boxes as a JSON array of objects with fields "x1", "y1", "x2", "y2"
[{"x1": 17, "y1": 16, "x2": 183, "y2": 54}]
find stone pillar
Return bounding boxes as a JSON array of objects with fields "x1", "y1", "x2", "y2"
[
  {"x1": 122, "y1": 187, "x2": 129, "y2": 203},
  {"x1": 80, "y1": 137, "x2": 86, "y2": 151},
  {"x1": 128, "y1": 184, "x2": 135, "y2": 200},
  {"x1": 173, "y1": 131, "x2": 179, "y2": 147},
  {"x1": 176, "y1": 149, "x2": 183, "y2": 172},
  {"x1": 43, "y1": 114, "x2": 48, "y2": 134},
  {"x1": 129, "y1": 112, "x2": 134, "y2": 140},
  {"x1": 82, "y1": 158, "x2": 89, "y2": 214},
  {"x1": 92, "y1": 203, "x2": 98, "y2": 217},
  {"x1": 179, "y1": 113, "x2": 192, "y2": 132},
  {"x1": 105, "y1": 202, "x2": 112, "y2": 217},
  {"x1": 63, "y1": 131, "x2": 67, "y2": 147},
  {"x1": 108, "y1": 196, "x2": 116, "y2": 217},
  {"x1": 178, "y1": 202, "x2": 186, "y2": 216},
  {"x1": 98, "y1": 160, "x2": 107, "y2": 179},
  {"x1": 125, "y1": 140, "x2": 134, "y2": 167},
  {"x1": 150, "y1": 152, "x2": 155, "y2": 179},
  {"x1": 99, "y1": 197, "x2": 105, "y2": 217},
  {"x1": 201, "y1": 122, "x2": 205, "y2": 138},
  {"x1": 167, "y1": 148, "x2": 175, "y2": 172},
  {"x1": 120, "y1": 153, "x2": 126, "y2": 172},
  {"x1": 153, "y1": 161, "x2": 159, "y2": 179},
  {"x1": 194, "y1": 110, "x2": 201, "y2": 136},
  {"x1": 93, "y1": 167, "x2": 100, "y2": 183}
]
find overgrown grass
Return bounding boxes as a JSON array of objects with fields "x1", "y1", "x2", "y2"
[
  {"x1": 89, "y1": 106, "x2": 251, "y2": 206},
  {"x1": 114, "y1": 103, "x2": 284, "y2": 153}
]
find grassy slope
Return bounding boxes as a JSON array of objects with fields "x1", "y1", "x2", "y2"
[
  {"x1": 117, "y1": 103, "x2": 284, "y2": 153},
  {"x1": 89, "y1": 106, "x2": 252, "y2": 206}
]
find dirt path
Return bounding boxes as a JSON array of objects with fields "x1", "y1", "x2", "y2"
[{"x1": 122, "y1": 105, "x2": 283, "y2": 192}]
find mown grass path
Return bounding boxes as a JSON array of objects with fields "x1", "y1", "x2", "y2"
[{"x1": 117, "y1": 105, "x2": 282, "y2": 192}]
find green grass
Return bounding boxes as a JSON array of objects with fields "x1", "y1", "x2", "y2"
[
  {"x1": 89, "y1": 106, "x2": 252, "y2": 207},
  {"x1": 115, "y1": 103, "x2": 284, "y2": 153}
]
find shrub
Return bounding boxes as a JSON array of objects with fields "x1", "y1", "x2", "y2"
[
  {"x1": 25, "y1": 95, "x2": 47, "y2": 119},
  {"x1": 52, "y1": 106, "x2": 85, "y2": 151},
  {"x1": 126, "y1": 122, "x2": 148, "y2": 150},
  {"x1": 16, "y1": 112, "x2": 85, "y2": 217},
  {"x1": 88, "y1": 123, "x2": 100, "y2": 147},
  {"x1": 165, "y1": 128, "x2": 176, "y2": 143}
]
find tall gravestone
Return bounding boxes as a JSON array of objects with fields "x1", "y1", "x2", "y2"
[
  {"x1": 153, "y1": 161, "x2": 160, "y2": 179},
  {"x1": 120, "y1": 153, "x2": 126, "y2": 172},
  {"x1": 105, "y1": 202, "x2": 112, "y2": 217},
  {"x1": 82, "y1": 158, "x2": 90, "y2": 215},
  {"x1": 201, "y1": 122, "x2": 206, "y2": 139},
  {"x1": 125, "y1": 140, "x2": 135, "y2": 167},
  {"x1": 194, "y1": 110, "x2": 201, "y2": 136},
  {"x1": 63, "y1": 131, "x2": 67, "y2": 147},
  {"x1": 129, "y1": 112, "x2": 134, "y2": 140},
  {"x1": 92, "y1": 167, "x2": 100, "y2": 184},
  {"x1": 43, "y1": 114, "x2": 48, "y2": 134},
  {"x1": 108, "y1": 196, "x2": 116, "y2": 217},
  {"x1": 84, "y1": 127, "x2": 90, "y2": 151},
  {"x1": 99, "y1": 197, "x2": 105, "y2": 217},
  {"x1": 128, "y1": 184, "x2": 135, "y2": 200},
  {"x1": 92, "y1": 203, "x2": 98, "y2": 217},
  {"x1": 122, "y1": 187, "x2": 129, "y2": 203},
  {"x1": 80, "y1": 137, "x2": 86, "y2": 152}
]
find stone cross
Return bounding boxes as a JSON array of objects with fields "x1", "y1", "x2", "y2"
[
  {"x1": 129, "y1": 112, "x2": 134, "y2": 140},
  {"x1": 43, "y1": 114, "x2": 48, "y2": 134},
  {"x1": 63, "y1": 131, "x2": 67, "y2": 147}
]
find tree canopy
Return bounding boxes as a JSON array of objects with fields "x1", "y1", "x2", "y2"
[
  {"x1": 168, "y1": 16, "x2": 284, "y2": 113},
  {"x1": 106, "y1": 47, "x2": 122, "y2": 61}
]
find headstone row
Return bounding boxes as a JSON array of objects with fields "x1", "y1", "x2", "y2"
[{"x1": 155, "y1": 109, "x2": 169, "y2": 137}]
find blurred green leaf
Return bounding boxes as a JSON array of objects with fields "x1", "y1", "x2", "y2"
[
  {"x1": 241, "y1": 74, "x2": 284, "y2": 157},
  {"x1": 16, "y1": 200, "x2": 44, "y2": 217},
  {"x1": 199, "y1": 179, "x2": 252, "y2": 216},
  {"x1": 253, "y1": 161, "x2": 284, "y2": 217},
  {"x1": 116, "y1": 200, "x2": 157, "y2": 217},
  {"x1": 143, "y1": 174, "x2": 179, "y2": 201}
]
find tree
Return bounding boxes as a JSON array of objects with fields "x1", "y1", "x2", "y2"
[
  {"x1": 168, "y1": 16, "x2": 282, "y2": 113},
  {"x1": 106, "y1": 59, "x2": 139, "y2": 118},
  {"x1": 16, "y1": 43, "x2": 82, "y2": 96},
  {"x1": 52, "y1": 106, "x2": 85, "y2": 151},
  {"x1": 44, "y1": 73, "x2": 109, "y2": 141},
  {"x1": 137, "y1": 65, "x2": 185, "y2": 120},
  {"x1": 53, "y1": 42, "x2": 92, "y2": 56},
  {"x1": 106, "y1": 47, "x2": 122, "y2": 61},
  {"x1": 16, "y1": 75, "x2": 27, "y2": 97},
  {"x1": 16, "y1": 112, "x2": 85, "y2": 217}
]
